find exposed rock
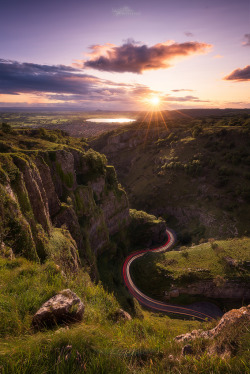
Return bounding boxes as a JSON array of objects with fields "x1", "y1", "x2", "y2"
[
  {"x1": 181, "y1": 344, "x2": 194, "y2": 356},
  {"x1": 14, "y1": 157, "x2": 51, "y2": 232},
  {"x1": 112, "y1": 308, "x2": 132, "y2": 322},
  {"x1": 32, "y1": 289, "x2": 84, "y2": 329},
  {"x1": 175, "y1": 329, "x2": 205, "y2": 342},
  {"x1": 0, "y1": 182, "x2": 38, "y2": 260},
  {"x1": 175, "y1": 305, "x2": 250, "y2": 343},
  {"x1": 101, "y1": 190, "x2": 130, "y2": 236},
  {"x1": 88, "y1": 214, "x2": 109, "y2": 254},
  {"x1": 1, "y1": 146, "x2": 130, "y2": 264},
  {"x1": 178, "y1": 279, "x2": 250, "y2": 299},
  {"x1": 0, "y1": 242, "x2": 14, "y2": 259},
  {"x1": 35, "y1": 156, "x2": 61, "y2": 217},
  {"x1": 53, "y1": 150, "x2": 77, "y2": 194},
  {"x1": 53, "y1": 205, "x2": 83, "y2": 251},
  {"x1": 90, "y1": 177, "x2": 105, "y2": 200},
  {"x1": 169, "y1": 289, "x2": 179, "y2": 298}
]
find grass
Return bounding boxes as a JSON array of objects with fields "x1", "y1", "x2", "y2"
[
  {"x1": 131, "y1": 237, "x2": 250, "y2": 302},
  {"x1": 0, "y1": 303, "x2": 248, "y2": 373},
  {"x1": 1, "y1": 253, "x2": 234, "y2": 374}
]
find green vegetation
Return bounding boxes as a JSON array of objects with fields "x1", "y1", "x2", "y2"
[
  {"x1": 91, "y1": 110, "x2": 250, "y2": 243},
  {"x1": 56, "y1": 162, "x2": 74, "y2": 188},
  {"x1": 0, "y1": 110, "x2": 138, "y2": 138},
  {"x1": 97, "y1": 209, "x2": 167, "y2": 314},
  {"x1": 0, "y1": 112, "x2": 249, "y2": 372},
  {"x1": 0, "y1": 254, "x2": 249, "y2": 373},
  {"x1": 129, "y1": 209, "x2": 165, "y2": 248},
  {"x1": 131, "y1": 237, "x2": 250, "y2": 302}
]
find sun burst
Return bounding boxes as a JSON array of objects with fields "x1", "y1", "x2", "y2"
[{"x1": 150, "y1": 96, "x2": 160, "y2": 106}]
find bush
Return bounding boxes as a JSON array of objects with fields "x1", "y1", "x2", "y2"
[{"x1": 1, "y1": 123, "x2": 11, "y2": 134}]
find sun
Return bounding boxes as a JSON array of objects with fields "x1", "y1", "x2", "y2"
[{"x1": 150, "y1": 96, "x2": 160, "y2": 106}]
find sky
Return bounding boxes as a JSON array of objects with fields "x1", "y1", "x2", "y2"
[{"x1": 0, "y1": 0, "x2": 250, "y2": 110}]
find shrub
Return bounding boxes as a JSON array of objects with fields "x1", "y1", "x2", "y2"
[{"x1": 1, "y1": 123, "x2": 11, "y2": 134}]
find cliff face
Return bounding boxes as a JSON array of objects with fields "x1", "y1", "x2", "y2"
[
  {"x1": 90, "y1": 123, "x2": 250, "y2": 242},
  {"x1": 177, "y1": 279, "x2": 250, "y2": 299},
  {"x1": 0, "y1": 146, "x2": 130, "y2": 265}
]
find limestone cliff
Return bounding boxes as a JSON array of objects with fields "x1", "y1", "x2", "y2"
[{"x1": 0, "y1": 144, "x2": 130, "y2": 267}]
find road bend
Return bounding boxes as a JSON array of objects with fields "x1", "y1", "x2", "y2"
[{"x1": 122, "y1": 228, "x2": 215, "y2": 321}]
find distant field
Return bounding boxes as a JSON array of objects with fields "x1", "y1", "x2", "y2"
[{"x1": 0, "y1": 111, "x2": 139, "y2": 137}]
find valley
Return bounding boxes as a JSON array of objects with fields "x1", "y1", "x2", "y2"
[{"x1": 0, "y1": 113, "x2": 249, "y2": 373}]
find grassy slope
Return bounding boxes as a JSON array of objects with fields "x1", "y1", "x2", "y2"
[
  {"x1": 131, "y1": 237, "x2": 250, "y2": 303},
  {"x1": 0, "y1": 254, "x2": 249, "y2": 374}
]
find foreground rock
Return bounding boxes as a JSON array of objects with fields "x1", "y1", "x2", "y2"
[
  {"x1": 32, "y1": 289, "x2": 84, "y2": 329},
  {"x1": 175, "y1": 305, "x2": 250, "y2": 357},
  {"x1": 109, "y1": 308, "x2": 132, "y2": 322},
  {"x1": 175, "y1": 305, "x2": 250, "y2": 342}
]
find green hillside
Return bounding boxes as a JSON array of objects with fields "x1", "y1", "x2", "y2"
[
  {"x1": 131, "y1": 237, "x2": 250, "y2": 305},
  {"x1": 90, "y1": 110, "x2": 250, "y2": 243}
]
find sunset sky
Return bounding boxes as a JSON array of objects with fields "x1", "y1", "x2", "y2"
[{"x1": 0, "y1": 0, "x2": 249, "y2": 110}]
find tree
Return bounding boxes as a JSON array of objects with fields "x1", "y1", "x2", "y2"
[{"x1": 1, "y1": 123, "x2": 11, "y2": 133}]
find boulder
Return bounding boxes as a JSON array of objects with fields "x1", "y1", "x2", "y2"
[
  {"x1": 175, "y1": 305, "x2": 249, "y2": 343},
  {"x1": 32, "y1": 289, "x2": 84, "y2": 329},
  {"x1": 112, "y1": 308, "x2": 132, "y2": 322}
]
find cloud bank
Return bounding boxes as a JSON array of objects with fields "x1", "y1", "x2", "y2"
[
  {"x1": 0, "y1": 59, "x2": 209, "y2": 108},
  {"x1": 0, "y1": 58, "x2": 155, "y2": 107},
  {"x1": 224, "y1": 65, "x2": 250, "y2": 81},
  {"x1": 0, "y1": 59, "x2": 105, "y2": 95},
  {"x1": 83, "y1": 40, "x2": 212, "y2": 73},
  {"x1": 163, "y1": 95, "x2": 208, "y2": 103}
]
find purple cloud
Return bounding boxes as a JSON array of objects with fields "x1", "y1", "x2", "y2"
[
  {"x1": 83, "y1": 40, "x2": 212, "y2": 73},
  {"x1": 171, "y1": 89, "x2": 194, "y2": 92},
  {"x1": 163, "y1": 95, "x2": 209, "y2": 102},
  {"x1": 0, "y1": 58, "x2": 160, "y2": 108},
  {"x1": 224, "y1": 65, "x2": 250, "y2": 81}
]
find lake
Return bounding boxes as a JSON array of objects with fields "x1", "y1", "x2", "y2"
[{"x1": 86, "y1": 118, "x2": 136, "y2": 123}]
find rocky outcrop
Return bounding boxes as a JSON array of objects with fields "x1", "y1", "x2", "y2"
[
  {"x1": 175, "y1": 305, "x2": 250, "y2": 357},
  {"x1": 101, "y1": 190, "x2": 129, "y2": 236},
  {"x1": 32, "y1": 289, "x2": 84, "y2": 329},
  {"x1": 0, "y1": 147, "x2": 130, "y2": 263},
  {"x1": 35, "y1": 156, "x2": 61, "y2": 217},
  {"x1": 13, "y1": 156, "x2": 51, "y2": 232},
  {"x1": 177, "y1": 279, "x2": 250, "y2": 299},
  {"x1": 110, "y1": 308, "x2": 132, "y2": 322},
  {"x1": 90, "y1": 127, "x2": 161, "y2": 154}
]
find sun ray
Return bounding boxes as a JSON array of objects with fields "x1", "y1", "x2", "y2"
[
  {"x1": 143, "y1": 110, "x2": 153, "y2": 147},
  {"x1": 138, "y1": 110, "x2": 151, "y2": 130},
  {"x1": 159, "y1": 110, "x2": 168, "y2": 131}
]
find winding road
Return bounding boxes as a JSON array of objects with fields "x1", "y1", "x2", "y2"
[{"x1": 122, "y1": 228, "x2": 217, "y2": 321}]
